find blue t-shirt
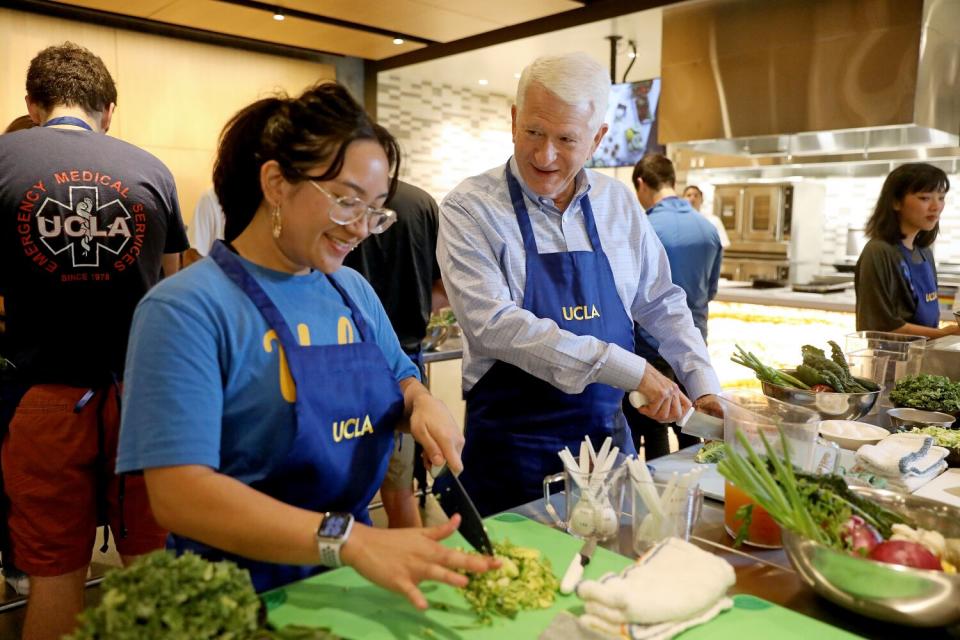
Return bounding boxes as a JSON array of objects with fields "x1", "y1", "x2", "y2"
[
  {"x1": 116, "y1": 255, "x2": 418, "y2": 484},
  {"x1": 635, "y1": 196, "x2": 722, "y2": 362}
]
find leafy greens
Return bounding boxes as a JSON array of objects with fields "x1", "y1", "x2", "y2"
[{"x1": 461, "y1": 540, "x2": 558, "y2": 624}]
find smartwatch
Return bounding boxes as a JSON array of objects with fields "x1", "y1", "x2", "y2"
[{"x1": 316, "y1": 512, "x2": 354, "y2": 568}]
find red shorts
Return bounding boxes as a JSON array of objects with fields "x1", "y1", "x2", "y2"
[{"x1": 2, "y1": 384, "x2": 168, "y2": 576}]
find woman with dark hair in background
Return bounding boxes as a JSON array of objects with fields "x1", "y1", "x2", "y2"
[
  {"x1": 855, "y1": 162, "x2": 958, "y2": 338},
  {"x1": 116, "y1": 83, "x2": 497, "y2": 604}
]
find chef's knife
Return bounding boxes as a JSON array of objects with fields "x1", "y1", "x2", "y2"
[
  {"x1": 628, "y1": 391, "x2": 723, "y2": 441},
  {"x1": 431, "y1": 466, "x2": 494, "y2": 555},
  {"x1": 559, "y1": 538, "x2": 597, "y2": 594}
]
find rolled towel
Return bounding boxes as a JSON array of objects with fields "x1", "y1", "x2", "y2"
[
  {"x1": 856, "y1": 433, "x2": 948, "y2": 477},
  {"x1": 576, "y1": 537, "x2": 735, "y2": 625}
]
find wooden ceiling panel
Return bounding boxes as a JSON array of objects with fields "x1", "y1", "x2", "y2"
[
  {"x1": 280, "y1": 0, "x2": 505, "y2": 42},
  {"x1": 413, "y1": 0, "x2": 582, "y2": 27},
  {"x1": 149, "y1": 0, "x2": 425, "y2": 59},
  {"x1": 49, "y1": 0, "x2": 588, "y2": 59},
  {"x1": 54, "y1": 0, "x2": 175, "y2": 17}
]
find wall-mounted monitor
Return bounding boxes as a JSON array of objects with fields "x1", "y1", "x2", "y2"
[{"x1": 586, "y1": 78, "x2": 662, "y2": 169}]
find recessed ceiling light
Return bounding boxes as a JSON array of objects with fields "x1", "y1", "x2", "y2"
[
  {"x1": 627, "y1": 51, "x2": 636, "y2": 59},
  {"x1": 273, "y1": 10, "x2": 285, "y2": 21},
  {"x1": 478, "y1": 79, "x2": 489, "y2": 86},
  {"x1": 392, "y1": 37, "x2": 404, "y2": 45},
  {"x1": 513, "y1": 72, "x2": 521, "y2": 79}
]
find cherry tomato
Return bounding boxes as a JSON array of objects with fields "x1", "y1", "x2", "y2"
[{"x1": 810, "y1": 384, "x2": 835, "y2": 392}]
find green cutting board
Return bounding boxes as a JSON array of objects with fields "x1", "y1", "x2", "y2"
[{"x1": 265, "y1": 513, "x2": 859, "y2": 639}]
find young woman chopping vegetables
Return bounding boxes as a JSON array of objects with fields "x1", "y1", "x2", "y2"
[
  {"x1": 115, "y1": 84, "x2": 498, "y2": 602},
  {"x1": 855, "y1": 163, "x2": 959, "y2": 338}
]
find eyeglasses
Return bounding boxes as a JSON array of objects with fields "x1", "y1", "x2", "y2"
[{"x1": 307, "y1": 181, "x2": 397, "y2": 234}]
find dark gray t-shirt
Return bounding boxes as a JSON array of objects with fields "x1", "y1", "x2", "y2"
[
  {"x1": 854, "y1": 237, "x2": 936, "y2": 331},
  {"x1": 343, "y1": 181, "x2": 440, "y2": 353},
  {"x1": 0, "y1": 127, "x2": 188, "y2": 384}
]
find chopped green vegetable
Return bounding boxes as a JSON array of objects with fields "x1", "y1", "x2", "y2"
[
  {"x1": 427, "y1": 308, "x2": 457, "y2": 329},
  {"x1": 694, "y1": 441, "x2": 725, "y2": 464},
  {"x1": 461, "y1": 540, "x2": 558, "y2": 624},
  {"x1": 906, "y1": 425, "x2": 960, "y2": 449},
  {"x1": 68, "y1": 551, "x2": 262, "y2": 640},
  {"x1": 890, "y1": 374, "x2": 960, "y2": 414},
  {"x1": 67, "y1": 551, "x2": 340, "y2": 640}
]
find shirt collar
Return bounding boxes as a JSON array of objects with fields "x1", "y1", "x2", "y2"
[
  {"x1": 507, "y1": 156, "x2": 592, "y2": 213},
  {"x1": 645, "y1": 195, "x2": 687, "y2": 216}
]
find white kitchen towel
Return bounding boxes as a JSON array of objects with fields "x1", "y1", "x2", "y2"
[
  {"x1": 576, "y1": 537, "x2": 735, "y2": 625},
  {"x1": 884, "y1": 461, "x2": 948, "y2": 493},
  {"x1": 579, "y1": 597, "x2": 734, "y2": 640},
  {"x1": 856, "y1": 433, "x2": 948, "y2": 477}
]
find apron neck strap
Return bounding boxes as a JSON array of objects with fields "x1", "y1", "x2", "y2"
[
  {"x1": 504, "y1": 161, "x2": 602, "y2": 253},
  {"x1": 323, "y1": 273, "x2": 371, "y2": 342},
  {"x1": 209, "y1": 241, "x2": 304, "y2": 350},
  {"x1": 209, "y1": 241, "x2": 371, "y2": 346}
]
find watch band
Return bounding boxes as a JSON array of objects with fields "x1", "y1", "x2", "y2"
[
  {"x1": 316, "y1": 512, "x2": 354, "y2": 568},
  {"x1": 318, "y1": 543, "x2": 341, "y2": 568}
]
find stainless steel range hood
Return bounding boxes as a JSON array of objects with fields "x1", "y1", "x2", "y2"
[{"x1": 659, "y1": 0, "x2": 960, "y2": 159}]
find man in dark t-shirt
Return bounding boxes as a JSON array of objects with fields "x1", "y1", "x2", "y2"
[
  {"x1": 0, "y1": 42, "x2": 187, "y2": 640},
  {"x1": 344, "y1": 180, "x2": 446, "y2": 528}
]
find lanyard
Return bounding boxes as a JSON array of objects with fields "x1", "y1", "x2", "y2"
[{"x1": 43, "y1": 116, "x2": 93, "y2": 131}]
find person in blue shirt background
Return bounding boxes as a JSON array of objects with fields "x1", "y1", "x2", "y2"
[
  {"x1": 116, "y1": 83, "x2": 497, "y2": 604},
  {"x1": 625, "y1": 153, "x2": 723, "y2": 459}
]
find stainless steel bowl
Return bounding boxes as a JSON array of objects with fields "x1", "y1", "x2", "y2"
[
  {"x1": 782, "y1": 487, "x2": 960, "y2": 627},
  {"x1": 887, "y1": 407, "x2": 957, "y2": 429},
  {"x1": 760, "y1": 371, "x2": 880, "y2": 420}
]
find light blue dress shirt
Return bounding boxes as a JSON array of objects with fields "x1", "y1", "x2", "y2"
[
  {"x1": 438, "y1": 157, "x2": 721, "y2": 400},
  {"x1": 635, "y1": 196, "x2": 723, "y2": 362}
]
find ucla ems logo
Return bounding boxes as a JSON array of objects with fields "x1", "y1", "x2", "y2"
[
  {"x1": 35, "y1": 185, "x2": 131, "y2": 268},
  {"x1": 925, "y1": 292, "x2": 938, "y2": 303},
  {"x1": 332, "y1": 415, "x2": 375, "y2": 442},
  {"x1": 562, "y1": 304, "x2": 600, "y2": 321}
]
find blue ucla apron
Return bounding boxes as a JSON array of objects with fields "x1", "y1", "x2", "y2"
[
  {"x1": 169, "y1": 241, "x2": 404, "y2": 592},
  {"x1": 458, "y1": 163, "x2": 637, "y2": 516},
  {"x1": 898, "y1": 243, "x2": 940, "y2": 328}
]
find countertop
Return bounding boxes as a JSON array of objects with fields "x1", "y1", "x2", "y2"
[
  {"x1": 715, "y1": 281, "x2": 957, "y2": 321},
  {"x1": 513, "y1": 447, "x2": 957, "y2": 639},
  {"x1": 422, "y1": 336, "x2": 462, "y2": 364}
]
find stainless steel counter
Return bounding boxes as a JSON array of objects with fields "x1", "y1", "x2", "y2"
[
  {"x1": 509, "y1": 447, "x2": 957, "y2": 639},
  {"x1": 423, "y1": 336, "x2": 462, "y2": 364},
  {"x1": 715, "y1": 281, "x2": 957, "y2": 322}
]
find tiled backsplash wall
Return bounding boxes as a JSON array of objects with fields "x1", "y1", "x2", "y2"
[
  {"x1": 378, "y1": 74, "x2": 514, "y2": 203},
  {"x1": 818, "y1": 176, "x2": 960, "y2": 266},
  {"x1": 379, "y1": 75, "x2": 960, "y2": 267}
]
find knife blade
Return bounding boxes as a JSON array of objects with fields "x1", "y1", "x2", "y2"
[
  {"x1": 559, "y1": 538, "x2": 597, "y2": 594},
  {"x1": 678, "y1": 409, "x2": 724, "y2": 440},
  {"x1": 431, "y1": 466, "x2": 494, "y2": 555}
]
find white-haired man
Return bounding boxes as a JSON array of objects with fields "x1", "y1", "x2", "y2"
[{"x1": 438, "y1": 52, "x2": 722, "y2": 515}]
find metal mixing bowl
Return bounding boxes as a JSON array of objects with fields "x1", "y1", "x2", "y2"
[
  {"x1": 760, "y1": 371, "x2": 880, "y2": 420},
  {"x1": 782, "y1": 487, "x2": 960, "y2": 627},
  {"x1": 887, "y1": 407, "x2": 957, "y2": 429}
]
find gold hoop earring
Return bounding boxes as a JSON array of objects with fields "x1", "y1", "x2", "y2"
[{"x1": 271, "y1": 204, "x2": 282, "y2": 239}]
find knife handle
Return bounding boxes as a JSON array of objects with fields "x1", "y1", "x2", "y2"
[
  {"x1": 628, "y1": 391, "x2": 647, "y2": 409},
  {"x1": 559, "y1": 552, "x2": 585, "y2": 595}
]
